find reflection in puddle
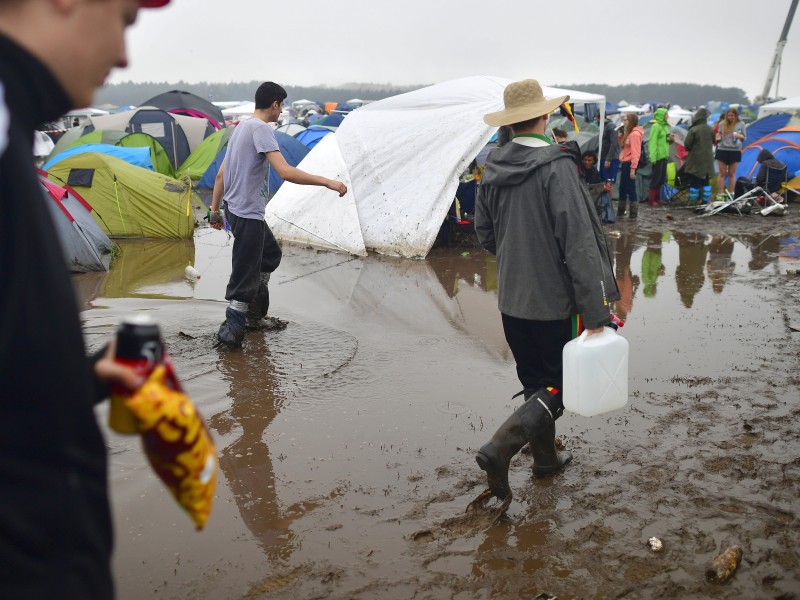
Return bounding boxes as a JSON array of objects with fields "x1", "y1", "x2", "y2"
[
  {"x1": 103, "y1": 239, "x2": 196, "y2": 299},
  {"x1": 73, "y1": 225, "x2": 800, "y2": 599}
]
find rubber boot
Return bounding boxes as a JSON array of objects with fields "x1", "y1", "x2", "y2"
[
  {"x1": 688, "y1": 187, "x2": 699, "y2": 206},
  {"x1": 527, "y1": 388, "x2": 573, "y2": 478},
  {"x1": 701, "y1": 185, "x2": 712, "y2": 204},
  {"x1": 246, "y1": 272, "x2": 271, "y2": 330},
  {"x1": 475, "y1": 389, "x2": 540, "y2": 500},
  {"x1": 217, "y1": 306, "x2": 247, "y2": 348},
  {"x1": 647, "y1": 188, "x2": 660, "y2": 207},
  {"x1": 628, "y1": 200, "x2": 638, "y2": 218},
  {"x1": 617, "y1": 199, "x2": 628, "y2": 217}
]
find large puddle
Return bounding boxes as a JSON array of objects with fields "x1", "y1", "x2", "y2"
[{"x1": 75, "y1": 222, "x2": 800, "y2": 599}]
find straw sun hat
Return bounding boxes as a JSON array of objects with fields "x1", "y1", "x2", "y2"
[{"x1": 483, "y1": 79, "x2": 569, "y2": 127}]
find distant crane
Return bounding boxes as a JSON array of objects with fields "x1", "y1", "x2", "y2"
[{"x1": 758, "y1": 0, "x2": 798, "y2": 103}]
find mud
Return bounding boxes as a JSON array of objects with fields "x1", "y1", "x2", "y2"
[{"x1": 76, "y1": 205, "x2": 800, "y2": 599}]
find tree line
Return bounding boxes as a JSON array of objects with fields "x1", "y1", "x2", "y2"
[{"x1": 95, "y1": 81, "x2": 751, "y2": 110}]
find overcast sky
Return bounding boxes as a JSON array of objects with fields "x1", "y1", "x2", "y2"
[{"x1": 111, "y1": 0, "x2": 800, "y2": 103}]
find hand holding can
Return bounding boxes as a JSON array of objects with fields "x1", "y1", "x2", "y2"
[{"x1": 109, "y1": 315, "x2": 165, "y2": 433}]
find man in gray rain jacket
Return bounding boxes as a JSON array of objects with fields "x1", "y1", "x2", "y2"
[{"x1": 473, "y1": 79, "x2": 620, "y2": 503}]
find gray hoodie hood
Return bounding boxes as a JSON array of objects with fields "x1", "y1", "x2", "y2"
[{"x1": 482, "y1": 141, "x2": 582, "y2": 187}]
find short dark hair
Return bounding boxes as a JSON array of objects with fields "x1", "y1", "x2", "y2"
[
  {"x1": 509, "y1": 115, "x2": 543, "y2": 133},
  {"x1": 582, "y1": 150, "x2": 598, "y2": 163},
  {"x1": 255, "y1": 82, "x2": 287, "y2": 110},
  {"x1": 552, "y1": 127, "x2": 567, "y2": 139}
]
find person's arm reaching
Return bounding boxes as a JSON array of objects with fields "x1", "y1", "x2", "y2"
[
  {"x1": 208, "y1": 160, "x2": 225, "y2": 230},
  {"x1": 266, "y1": 151, "x2": 347, "y2": 196}
]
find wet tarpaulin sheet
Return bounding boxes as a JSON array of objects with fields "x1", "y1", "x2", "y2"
[{"x1": 265, "y1": 76, "x2": 604, "y2": 258}]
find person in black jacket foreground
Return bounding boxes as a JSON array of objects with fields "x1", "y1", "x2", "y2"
[{"x1": 0, "y1": 0, "x2": 169, "y2": 597}]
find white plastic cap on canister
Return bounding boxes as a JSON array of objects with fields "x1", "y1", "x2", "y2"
[{"x1": 185, "y1": 265, "x2": 201, "y2": 281}]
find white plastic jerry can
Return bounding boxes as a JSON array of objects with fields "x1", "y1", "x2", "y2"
[{"x1": 562, "y1": 327, "x2": 629, "y2": 417}]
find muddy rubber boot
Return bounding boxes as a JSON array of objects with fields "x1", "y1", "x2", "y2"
[
  {"x1": 217, "y1": 306, "x2": 247, "y2": 348},
  {"x1": 628, "y1": 201, "x2": 638, "y2": 218},
  {"x1": 246, "y1": 272, "x2": 271, "y2": 330},
  {"x1": 617, "y1": 200, "x2": 627, "y2": 217},
  {"x1": 527, "y1": 388, "x2": 573, "y2": 478},
  {"x1": 475, "y1": 390, "x2": 540, "y2": 500}
]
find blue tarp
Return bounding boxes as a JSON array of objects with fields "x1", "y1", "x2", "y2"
[{"x1": 43, "y1": 143, "x2": 153, "y2": 171}]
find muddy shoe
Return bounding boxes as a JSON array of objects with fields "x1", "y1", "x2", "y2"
[
  {"x1": 216, "y1": 307, "x2": 246, "y2": 348},
  {"x1": 475, "y1": 394, "x2": 540, "y2": 500}
]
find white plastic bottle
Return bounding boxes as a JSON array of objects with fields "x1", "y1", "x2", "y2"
[
  {"x1": 562, "y1": 327, "x2": 629, "y2": 417},
  {"x1": 184, "y1": 265, "x2": 201, "y2": 281}
]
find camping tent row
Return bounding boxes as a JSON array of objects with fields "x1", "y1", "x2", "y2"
[
  {"x1": 264, "y1": 75, "x2": 605, "y2": 259},
  {"x1": 49, "y1": 106, "x2": 216, "y2": 172}
]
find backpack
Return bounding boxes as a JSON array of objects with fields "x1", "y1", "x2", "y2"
[{"x1": 638, "y1": 135, "x2": 650, "y2": 167}]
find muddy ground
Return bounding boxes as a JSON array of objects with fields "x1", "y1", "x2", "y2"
[{"x1": 75, "y1": 202, "x2": 800, "y2": 599}]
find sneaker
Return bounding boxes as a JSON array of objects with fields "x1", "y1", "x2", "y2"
[{"x1": 217, "y1": 307, "x2": 246, "y2": 348}]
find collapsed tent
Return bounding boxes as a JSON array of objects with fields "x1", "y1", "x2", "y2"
[
  {"x1": 141, "y1": 90, "x2": 225, "y2": 129},
  {"x1": 737, "y1": 126, "x2": 800, "y2": 182},
  {"x1": 265, "y1": 76, "x2": 605, "y2": 258},
  {"x1": 37, "y1": 170, "x2": 112, "y2": 272},
  {"x1": 84, "y1": 107, "x2": 214, "y2": 170},
  {"x1": 46, "y1": 153, "x2": 199, "y2": 239}
]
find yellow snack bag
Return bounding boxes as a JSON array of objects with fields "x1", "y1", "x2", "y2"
[{"x1": 125, "y1": 364, "x2": 217, "y2": 530}]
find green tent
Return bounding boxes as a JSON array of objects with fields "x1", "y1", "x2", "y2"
[
  {"x1": 48, "y1": 129, "x2": 175, "y2": 177},
  {"x1": 46, "y1": 153, "x2": 200, "y2": 239},
  {"x1": 177, "y1": 126, "x2": 233, "y2": 179}
]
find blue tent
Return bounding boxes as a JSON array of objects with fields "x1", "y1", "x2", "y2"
[
  {"x1": 198, "y1": 130, "x2": 309, "y2": 198},
  {"x1": 43, "y1": 143, "x2": 153, "y2": 171},
  {"x1": 737, "y1": 127, "x2": 800, "y2": 180},
  {"x1": 264, "y1": 131, "x2": 310, "y2": 197},
  {"x1": 316, "y1": 113, "x2": 345, "y2": 128},
  {"x1": 743, "y1": 113, "x2": 798, "y2": 149},
  {"x1": 197, "y1": 150, "x2": 225, "y2": 189},
  {"x1": 295, "y1": 125, "x2": 333, "y2": 150}
]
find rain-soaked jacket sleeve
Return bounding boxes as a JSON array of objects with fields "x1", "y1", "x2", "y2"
[
  {"x1": 474, "y1": 184, "x2": 496, "y2": 255},
  {"x1": 545, "y1": 160, "x2": 614, "y2": 329}
]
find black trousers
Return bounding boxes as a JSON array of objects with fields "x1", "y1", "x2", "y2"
[
  {"x1": 224, "y1": 207, "x2": 282, "y2": 303},
  {"x1": 649, "y1": 159, "x2": 667, "y2": 190},
  {"x1": 501, "y1": 313, "x2": 573, "y2": 398}
]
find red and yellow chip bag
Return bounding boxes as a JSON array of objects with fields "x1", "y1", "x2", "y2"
[{"x1": 125, "y1": 363, "x2": 217, "y2": 530}]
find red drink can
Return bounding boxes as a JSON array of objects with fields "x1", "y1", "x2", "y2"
[{"x1": 109, "y1": 315, "x2": 164, "y2": 433}]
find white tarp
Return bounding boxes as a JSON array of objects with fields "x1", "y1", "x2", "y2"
[
  {"x1": 758, "y1": 96, "x2": 800, "y2": 118},
  {"x1": 265, "y1": 76, "x2": 604, "y2": 258}
]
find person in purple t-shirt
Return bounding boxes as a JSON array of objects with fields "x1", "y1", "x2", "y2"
[{"x1": 210, "y1": 82, "x2": 347, "y2": 348}]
